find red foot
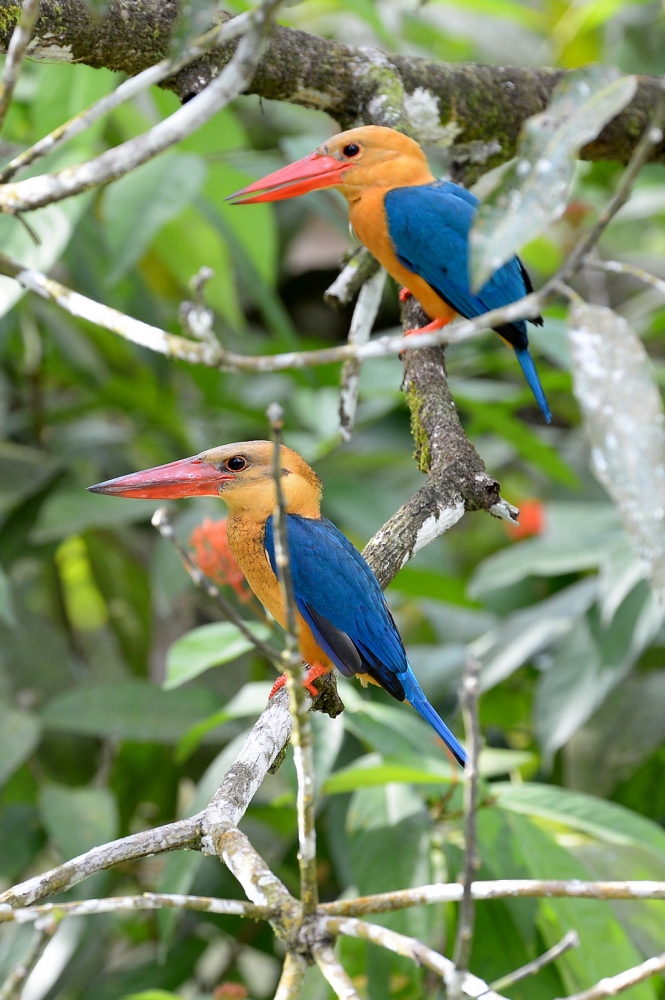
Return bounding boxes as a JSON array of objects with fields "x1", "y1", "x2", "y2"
[
  {"x1": 268, "y1": 662, "x2": 330, "y2": 699},
  {"x1": 404, "y1": 316, "x2": 451, "y2": 337},
  {"x1": 399, "y1": 287, "x2": 413, "y2": 304}
]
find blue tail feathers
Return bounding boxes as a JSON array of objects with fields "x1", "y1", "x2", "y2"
[
  {"x1": 514, "y1": 346, "x2": 551, "y2": 424},
  {"x1": 400, "y1": 666, "x2": 467, "y2": 766}
]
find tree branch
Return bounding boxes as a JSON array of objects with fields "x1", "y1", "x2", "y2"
[
  {"x1": 556, "y1": 951, "x2": 665, "y2": 1000},
  {"x1": 489, "y1": 930, "x2": 579, "y2": 993},
  {"x1": 0, "y1": 0, "x2": 40, "y2": 131},
  {"x1": 0, "y1": 3, "x2": 662, "y2": 169}
]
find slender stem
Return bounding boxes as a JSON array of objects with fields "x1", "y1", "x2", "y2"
[
  {"x1": 151, "y1": 507, "x2": 282, "y2": 669},
  {"x1": 320, "y1": 879, "x2": 665, "y2": 916},
  {"x1": 323, "y1": 916, "x2": 506, "y2": 1000},
  {"x1": 490, "y1": 929, "x2": 579, "y2": 992},
  {"x1": 0, "y1": 0, "x2": 40, "y2": 133},
  {"x1": 584, "y1": 258, "x2": 665, "y2": 298},
  {"x1": 324, "y1": 248, "x2": 380, "y2": 310},
  {"x1": 267, "y1": 403, "x2": 319, "y2": 916},
  {"x1": 314, "y1": 945, "x2": 361, "y2": 1000},
  {"x1": 0, "y1": 923, "x2": 55, "y2": 1000},
  {"x1": 0, "y1": 893, "x2": 265, "y2": 925},
  {"x1": 451, "y1": 655, "x2": 482, "y2": 994},
  {"x1": 339, "y1": 268, "x2": 386, "y2": 442},
  {"x1": 273, "y1": 951, "x2": 308, "y2": 1000},
  {"x1": 556, "y1": 950, "x2": 665, "y2": 1000},
  {"x1": 0, "y1": 12, "x2": 254, "y2": 183}
]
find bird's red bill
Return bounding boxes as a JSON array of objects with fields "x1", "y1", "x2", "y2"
[
  {"x1": 87, "y1": 456, "x2": 231, "y2": 499},
  {"x1": 226, "y1": 152, "x2": 348, "y2": 204}
]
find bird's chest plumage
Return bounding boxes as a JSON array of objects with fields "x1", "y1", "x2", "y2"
[
  {"x1": 226, "y1": 516, "x2": 284, "y2": 625},
  {"x1": 349, "y1": 188, "x2": 456, "y2": 324}
]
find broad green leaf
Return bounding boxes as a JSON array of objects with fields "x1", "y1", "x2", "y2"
[
  {"x1": 0, "y1": 565, "x2": 16, "y2": 627},
  {"x1": 568, "y1": 302, "x2": 665, "y2": 602},
  {"x1": 155, "y1": 204, "x2": 241, "y2": 326},
  {"x1": 42, "y1": 681, "x2": 221, "y2": 742},
  {"x1": 339, "y1": 681, "x2": 446, "y2": 757},
  {"x1": 0, "y1": 706, "x2": 41, "y2": 786},
  {"x1": 30, "y1": 489, "x2": 159, "y2": 543},
  {"x1": 103, "y1": 152, "x2": 206, "y2": 284},
  {"x1": 40, "y1": 784, "x2": 118, "y2": 859},
  {"x1": 469, "y1": 503, "x2": 620, "y2": 595},
  {"x1": 470, "y1": 66, "x2": 637, "y2": 290},
  {"x1": 0, "y1": 441, "x2": 58, "y2": 517},
  {"x1": 501, "y1": 810, "x2": 657, "y2": 999},
  {"x1": 124, "y1": 993, "x2": 181, "y2": 1000},
  {"x1": 0, "y1": 804, "x2": 45, "y2": 880},
  {"x1": 389, "y1": 565, "x2": 480, "y2": 606},
  {"x1": 495, "y1": 781, "x2": 665, "y2": 857},
  {"x1": 535, "y1": 584, "x2": 661, "y2": 761},
  {"x1": 471, "y1": 578, "x2": 597, "y2": 690},
  {"x1": 175, "y1": 681, "x2": 273, "y2": 760},
  {"x1": 164, "y1": 621, "x2": 271, "y2": 690},
  {"x1": 311, "y1": 711, "x2": 345, "y2": 797}
]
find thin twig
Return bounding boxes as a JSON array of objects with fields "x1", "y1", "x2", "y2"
[
  {"x1": 323, "y1": 917, "x2": 506, "y2": 1000},
  {"x1": 0, "y1": 922, "x2": 55, "y2": 1000},
  {"x1": 488, "y1": 929, "x2": 579, "y2": 993},
  {"x1": 338, "y1": 268, "x2": 386, "y2": 442},
  {"x1": 151, "y1": 507, "x2": 282, "y2": 669},
  {"x1": 0, "y1": 0, "x2": 40, "y2": 133},
  {"x1": 314, "y1": 944, "x2": 361, "y2": 1000},
  {"x1": 450, "y1": 656, "x2": 482, "y2": 998},
  {"x1": 585, "y1": 258, "x2": 665, "y2": 297},
  {"x1": 0, "y1": 12, "x2": 254, "y2": 184},
  {"x1": 0, "y1": 0, "x2": 284, "y2": 213},
  {"x1": 0, "y1": 893, "x2": 265, "y2": 925},
  {"x1": 267, "y1": 402, "x2": 319, "y2": 916},
  {"x1": 273, "y1": 951, "x2": 308, "y2": 1000},
  {"x1": 320, "y1": 879, "x2": 665, "y2": 916},
  {"x1": 324, "y1": 248, "x2": 380, "y2": 310},
  {"x1": 556, "y1": 950, "x2": 665, "y2": 1000}
]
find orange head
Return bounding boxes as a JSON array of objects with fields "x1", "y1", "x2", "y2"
[
  {"x1": 88, "y1": 441, "x2": 322, "y2": 519},
  {"x1": 226, "y1": 126, "x2": 435, "y2": 206}
]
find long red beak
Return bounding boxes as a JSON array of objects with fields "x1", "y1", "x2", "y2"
[
  {"x1": 226, "y1": 152, "x2": 349, "y2": 204},
  {"x1": 87, "y1": 456, "x2": 231, "y2": 500}
]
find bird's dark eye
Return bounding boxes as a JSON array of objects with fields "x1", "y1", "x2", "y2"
[
  {"x1": 343, "y1": 143, "x2": 360, "y2": 158},
  {"x1": 225, "y1": 456, "x2": 247, "y2": 472}
]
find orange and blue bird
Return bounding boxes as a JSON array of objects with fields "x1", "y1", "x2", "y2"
[
  {"x1": 89, "y1": 441, "x2": 467, "y2": 766},
  {"x1": 228, "y1": 125, "x2": 551, "y2": 423}
]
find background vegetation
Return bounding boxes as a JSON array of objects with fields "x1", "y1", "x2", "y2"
[{"x1": 2, "y1": 0, "x2": 665, "y2": 997}]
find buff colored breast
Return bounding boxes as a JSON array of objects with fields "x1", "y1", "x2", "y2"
[{"x1": 226, "y1": 514, "x2": 335, "y2": 671}]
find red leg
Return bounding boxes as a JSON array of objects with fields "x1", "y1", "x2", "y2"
[
  {"x1": 404, "y1": 316, "x2": 451, "y2": 338},
  {"x1": 399, "y1": 286, "x2": 413, "y2": 304},
  {"x1": 268, "y1": 662, "x2": 330, "y2": 699}
]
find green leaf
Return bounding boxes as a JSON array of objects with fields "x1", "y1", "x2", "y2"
[
  {"x1": 469, "y1": 503, "x2": 620, "y2": 595},
  {"x1": 0, "y1": 706, "x2": 41, "y2": 786},
  {"x1": 103, "y1": 152, "x2": 206, "y2": 284},
  {"x1": 470, "y1": 66, "x2": 637, "y2": 290},
  {"x1": 0, "y1": 441, "x2": 58, "y2": 518},
  {"x1": 388, "y1": 565, "x2": 480, "y2": 607},
  {"x1": 164, "y1": 621, "x2": 271, "y2": 690},
  {"x1": 40, "y1": 784, "x2": 118, "y2": 859},
  {"x1": 124, "y1": 992, "x2": 182, "y2": 1000},
  {"x1": 30, "y1": 489, "x2": 159, "y2": 543},
  {"x1": 0, "y1": 804, "x2": 45, "y2": 880},
  {"x1": 42, "y1": 681, "x2": 221, "y2": 742},
  {"x1": 0, "y1": 565, "x2": 16, "y2": 627},
  {"x1": 494, "y1": 781, "x2": 665, "y2": 857},
  {"x1": 175, "y1": 681, "x2": 273, "y2": 760}
]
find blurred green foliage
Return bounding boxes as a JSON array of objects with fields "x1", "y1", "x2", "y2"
[{"x1": 2, "y1": 0, "x2": 665, "y2": 997}]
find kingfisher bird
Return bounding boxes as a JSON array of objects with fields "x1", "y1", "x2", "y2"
[
  {"x1": 227, "y1": 125, "x2": 551, "y2": 423},
  {"x1": 89, "y1": 441, "x2": 467, "y2": 766}
]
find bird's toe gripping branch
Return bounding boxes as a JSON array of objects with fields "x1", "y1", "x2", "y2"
[
  {"x1": 399, "y1": 286, "x2": 413, "y2": 304},
  {"x1": 404, "y1": 315, "x2": 451, "y2": 338},
  {"x1": 269, "y1": 663, "x2": 330, "y2": 699}
]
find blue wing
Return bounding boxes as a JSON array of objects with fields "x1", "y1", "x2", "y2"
[
  {"x1": 265, "y1": 514, "x2": 467, "y2": 765},
  {"x1": 385, "y1": 183, "x2": 551, "y2": 422}
]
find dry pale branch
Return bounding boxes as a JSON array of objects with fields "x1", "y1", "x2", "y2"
[
  {"x1": 0, "y1": 923, "x2": 54, "y2": 1000},
  {"x1": 0, "y1": 0, "x2": 282, "y2": 214},
  {"x1": 0, "y1": 893, "x2": 264, "y2": 924},
  {"x1": 273, "y1": 951, "x2": 308, "y2": 1000},
  {"x1": 0, "y1": 11, "x2": 255, "y2": 184},
  {"x1": 268, "y1": 403, "x2": 318, "y2": 916},
  {"x1": 0, "y1": 0, "x2": 40, "y2": 131},
  {"x1": 314, "y1": 944, "x2": 361, "y2": 1000},
  {"x1": 322, "y1": 916, "x2": 506, "y2": 1000},
  {"x1": 338, "y1": 267, "x2": 386, "y2": 442},
  {"x1": 556, "y1": 951, "x2": 665, "y2": 1000},
  {"x1": 324, "y1": 249, "x2": 380, "y2": 311},
  {"x1": 585, "y1": 258, "x2": 665, "y2": 298}
]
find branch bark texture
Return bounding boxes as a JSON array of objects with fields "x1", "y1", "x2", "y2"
[{"x1": 0, "y1": 2, "x2": 662, "y2": 170}]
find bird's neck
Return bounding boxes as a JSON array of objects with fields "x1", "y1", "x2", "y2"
[{"x1": 223, "y1": 478, "x2": 321, "y2": 523}]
